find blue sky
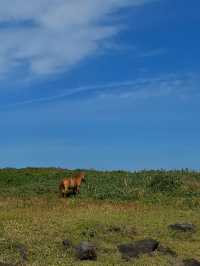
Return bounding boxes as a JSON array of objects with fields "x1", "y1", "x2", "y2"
[{"x1": 0, "y1": 0, "x2": 200, "y2": 170}]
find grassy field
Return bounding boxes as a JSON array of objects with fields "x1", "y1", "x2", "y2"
[{"x1": 0, "y1": 168, "x2": 200, "y2": 265}]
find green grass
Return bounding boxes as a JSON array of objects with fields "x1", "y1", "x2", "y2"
[
  {"x1": 0, "y1": 168, "x2": 200, "y2": 206},
  {"x1": 0, "y1": 168, "x2": 200, "y2": 265}
]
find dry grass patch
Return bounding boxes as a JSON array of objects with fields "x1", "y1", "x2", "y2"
[{"x1": 0, "y1": 197, "x2": 199, "y2": 265}]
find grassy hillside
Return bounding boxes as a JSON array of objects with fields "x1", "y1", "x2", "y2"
[
  {"x1": 0, "y1": 168, "x2": 200, "y2": 206},
  {"x1": 0, "y1": 168, "x2": 200, "y2": 265}
]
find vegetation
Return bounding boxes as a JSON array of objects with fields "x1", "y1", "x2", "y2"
[
  {"x1": 0, "y1": 168, "x2": 200, "y2": 265},
  {"x1": 148, "y1": 173, "x2": 182, "y2": 193},
  {"x1": 0, "y1": 168, "x2": 200, "y2": 206}
]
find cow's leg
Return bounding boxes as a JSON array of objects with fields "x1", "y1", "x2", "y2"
[
  {"x1": 60, "y1": 188, "x2": 65, "y2": 198},
  {"x1": 63, "y1": 187, "x2": 69, "y2": 197},
  {"x1": 72, "y1": 186, "x2": 76, "y2": 195}
]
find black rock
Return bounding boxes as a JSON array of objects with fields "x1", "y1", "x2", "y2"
[
  {"x1": 15, "y1": 243, "x2": 28, "y2": 262},
  {"x1": 169, "y1": 223, "x2": 196, "y2": 232},
  {"x1": 118, "y1": 239, "x2": 159, "y2": 260},
  {"x1": 157, "y1": 245, "x2": 177, "y2": 257},
  {"x1": 183, "y1": 259, "x2": 200, "y2": 266},
  {"x1": 75, "y1": 241, "x2": 97, "y2": 260},
  {"x1": 62, "y1": 239, "x2": 72, "y2": 249}
]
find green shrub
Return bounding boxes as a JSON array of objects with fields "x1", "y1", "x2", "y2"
[{"x1": 148, "y1": 174, "x2": 182, "y2": 193}]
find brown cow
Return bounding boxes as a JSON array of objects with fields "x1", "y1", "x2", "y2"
[{"x1": 59, "y1": 172, "x2": 85, "y2": 197}]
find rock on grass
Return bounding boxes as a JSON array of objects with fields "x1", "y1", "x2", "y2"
[
  {"x1": 169, "y1": 223, "x2": 196, "y2": 232},
  {"x1": 118, "y1": 239, "x2": 159, "y2": 260},
  {"x1": 15, "y1": 243, "x2": 28, "y2": 262},
  {"x1": 75, "y1": 241, "x2": 97, "y2": 260},
  {"x1": 183, "y1": 259, "x2": 200, "y2": 266},
  {"x1": 62, "y1": 239, "x2": 72, "y2": 249}
]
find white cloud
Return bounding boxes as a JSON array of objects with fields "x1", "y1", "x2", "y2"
[{"x1": 0, "y1": 0, "x2": 154, "y2": 76}]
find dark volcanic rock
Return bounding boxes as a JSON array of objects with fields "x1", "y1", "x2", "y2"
[
  {"x1": 183, "y1": 259, "x2": 200, "y2": 266},
  {"x1": 157, "y1": 245, "x2": 177, "y2": 257},
  {"x1": 15, "y1": 243, "x2": 28, "y2": 262},
  {"x1": 169, "y1": 223, "x2": 196, "y2": 232},
  {"x1": 118, "y1": 239, "x2": 159, "y2": 260},
  {"x1": 62, "y1": 239, "x2": 72, "y2": 249},
  {"x1": 75, "y1": 241, "x2": 97, "y2": 260}
]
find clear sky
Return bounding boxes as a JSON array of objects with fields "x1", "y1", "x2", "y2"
[{"x1": 0, "y1": 0, "x2": 200, "y2": 170}]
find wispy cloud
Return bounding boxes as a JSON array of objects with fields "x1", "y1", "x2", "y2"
[
  {"x1": 1, "y1": 73, "x2": 198, "y2": 110},
  {"x1": 1, "y1": 80, "x2": 142, "y2": 108},
  {"x1": 0, "y1": 0, "x2": 155, "y2": 77},
  {"x1": 140, "y1": 48, "x2": 167, "y2": 57},
  {"x1": 97, "y1": 74, "x2": 199, "y2": 100}
]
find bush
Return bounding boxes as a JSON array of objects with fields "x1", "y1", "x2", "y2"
[{"x1": 148, "y1": 174, "x2": 182, "y2": 193}]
